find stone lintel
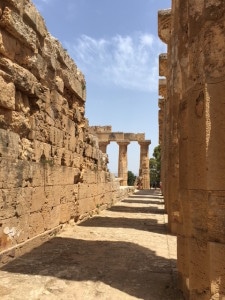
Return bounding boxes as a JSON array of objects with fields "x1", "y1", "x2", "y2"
[
  {"x1": 96, "y1": 132, "x2": 124, "y2": 141},
  {"x1": 98, "y1": 140, "x2": 110, "y2": 153},
  {"x1": 159, "y1": 53, "x2": 168, "y2": 77},
  {"x1": 158, "y1": 9, "x2": 171, "y2": 44},
  {"x1": 89, "y1": 126, "x2": 112, "y2": 134},
  {"x1": 124, "y1": 133, "x2": 145, "y2": 142},
  {"x1": 92, "y1": 131, "x2": 146, "y2": 142}
]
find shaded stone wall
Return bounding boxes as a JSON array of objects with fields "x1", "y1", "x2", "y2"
[
  {"x1": 0, "y1": 0, "x2": 133, "y2": 262},
  {"x1": 159, "y1": 1, "x2": 225, "y2": 299}
]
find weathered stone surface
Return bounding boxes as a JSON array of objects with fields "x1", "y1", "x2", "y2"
[
  {"x1": 0, "y1": 7, "x2": 37, "y2": 51},
  {"x1": 0, "y1": 0, "x2": 134, "y2": 261},
  {"x1": 0, "y1": 190, "x2": 183, "y2": 300},
  {"x1": 0, "y1": 76, "x2": 15, "y2": 109},
  {"x1": 158, "y1": 1, "x2": 225, "y2": 299},
  {"x1": 23, "y1": 2, "x2": 47, "y2": 38}
]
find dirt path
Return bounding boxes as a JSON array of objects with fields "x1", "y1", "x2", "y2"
[{"x1": 0, "y1": 189, "x2": 183, "y2": 300}]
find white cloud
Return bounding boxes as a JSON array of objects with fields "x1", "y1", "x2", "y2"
[{"x1": 64, "y1": 32, "x2": 166, "y2": 92}]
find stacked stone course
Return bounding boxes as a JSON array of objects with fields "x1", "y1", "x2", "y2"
[
  {"x1": 158, "y1": 1, "x2": 225, "y2": 299},
  {"x1": 0, "y1": 0, "x2": 133, "y2": 263}
]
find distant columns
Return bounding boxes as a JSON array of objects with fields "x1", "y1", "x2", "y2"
[
  {"x1": 117, "y1": 140, "x2": 130, "y2": 186},
  {"x1": 139, "y1": 140, "x2": 151, "y2": 189},
  {"x1": 99, "y1": 141, "x2": 110, "y2": 153}
]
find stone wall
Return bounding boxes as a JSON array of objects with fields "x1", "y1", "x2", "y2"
[
  {"x1": 0, "y1": 0, "x2": 134, "y2": 263},
  {"x1": 159, "y1": 1, "x2": 225, "y2": 299}
]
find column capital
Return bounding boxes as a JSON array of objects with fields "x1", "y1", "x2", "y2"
[
  {"x1": 99, "y1": 140, "x2": 110, "y2": 146},
  {"x1": 117, "y1": 140, "x2": 130, "y2": 146},
  {"x1": 99, "y1": 140, "x2": 110, "y2": 153},
  {"x1": 158, "y1": 9, "x2": 171, "y2": 45},
  {"x1": 138, "y1": 140, "x2": 151, "y2": 147}
]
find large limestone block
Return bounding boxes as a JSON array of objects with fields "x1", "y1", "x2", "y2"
[
  {"x1": 178, "y1": 189, "x2": 191, "y2": 237},
  {"x1": 177, "y1": 235, "x2": 190, "y2": 293},
  {"x1": 42, "y1": 165, "x2": 75, "y2": 186},
  {"x1": 0, "y1": 75, "x2": 15, "y2": 109},
  {"x1": 15, "y1": 213, "x2": 30, "y2": 244},
  {"x1": 208, "y1": 242, "x2": 225, "y2": 299},
  {"x1": 78, "y1": 196, "x2": 96, "y2": 216},
  {"x1": 85, "y1": 171, "x2": 97, "y2": 185},
  {"x1": 48, "y1": 126, "x2": 64, "y2": 147},
  {"x1": 62, "y1": 68, "x2": 86, "y2": 101},
  {"x1": 30, "y1": 187, "x2": 46, "y2": 213},
  {"x1": 189, "y1": 190, "x2": 208, "y2": 239},
  {"x1": 61, "y1": 115, "x2": 75, "y2": 136},
  {"x1": 24, "y1": 2, "x2": 47, "y2": 38},
  {"x1": 0, "y1": 189, "x2": 17, "y2": 219},
  {"x1": 55, "y1": 76, "x2": 64, "y2": 94},
  {"x1": 158, "y1": 9, "x2": 171, "y2": 44},
  {"x1": 60, "y1": 203, "x2": 72, "y2": 224},
  {"x1": 2, "y1": 0, "x2": 24, "y2": 15},
  {"x1": 78, "y1": 184, "x2": 90, "y2": 200},
  {"x1": 189, "y1": 238, "x2": 210, "y2": 299},
  {"x1": 15, "y1": 91, "x2": 30, "y2": 115},
  {"x1": 10, "y1": 111, "x2": 31, "y2": 136},
  {"x1": 42, "y1": 35, "x2": 58, "y2": 71},
  {"x1": 0, "y1": 57, "x2": 39, "y2": 95},
  {"x1": 179, "y1": 87, "x2": 208, "y2": 190},
  {"x1": 14, "y1": 187, "x2": 32, "y2": 217},
  {"x1": 159, "y1": 53, "x2": 168, "y2": 77},
  {"x1": 206, "y1": 82, "x2": 225, "y2": 189},
  {"x1": 208, "y1": 192, "x2": 225, "y2": 244},
  {"x1": 32, "y1": 140, "x2": 52, "y2": 163},
  {"x1": 0, "y1": 159, "x2": 33, "y2": 189},
  {"x1": 29, "y1": 211, "x2": 45, "y2": 238},
  {"x1": 0, "y1": 29, "x2": 29, "y2": 61},
  {"x1": 0, "y1": 7, "x2": 37, "y2": 51},
  {"x1": 0, "y1": 129, "x2": 20, "y2": 158},
  {"x1": 42, "y1": 204, "x2": 61, "y2": 230},
  {"x1": 203, "y1": 5, "x2": 225, "y2": 78}
]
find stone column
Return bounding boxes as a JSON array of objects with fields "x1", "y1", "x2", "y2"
[
  {"x1": 99, "y1": 141, "x2": 110, "y2": 153},
  {"x1": 117, "y1": 140, "x2": 130, "y2": 186},
  {"x1": 138, "y1": 140, "x2": 151, "y2": 189},
  {"x1": 159, "y1": 8, "x2": 180, "y2": 235}
]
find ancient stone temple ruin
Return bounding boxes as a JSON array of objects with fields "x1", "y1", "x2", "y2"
[
  {"x1": 89, "y1": 126, "x2": 151, "y2": 189},
  {"x1": 0, "y1": 0, "x2": 134, "y2": 262},
  {"x1": 158, "y1": 1, "x2": 225, "y2": 299}
]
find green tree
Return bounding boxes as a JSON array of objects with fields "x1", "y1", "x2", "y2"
[
  {"x1": 150, "y1": 145, "x2": 161, "y2": 187},
  {"x1": 127, "y1": 170, "x2": 136, "y2": 186}
]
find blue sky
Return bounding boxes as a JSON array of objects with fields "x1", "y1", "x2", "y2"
[{"x1": 32, "y1": 0, "x2": 171, "y2": 175}]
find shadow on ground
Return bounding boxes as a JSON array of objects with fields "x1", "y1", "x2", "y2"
[
  {"x1": 108, "y1": 205, "x2": 166, "y2": 214},
  {"x1": 0, "y1": 189, "x2": 182, "y2": 299},
  {"x1": 1, "y1": 237, "x2": 177, "y2": 299},
  {"x1": 122, "y1": 199, "x2": 164, "y2": 205},
  {"x1": 79, "y1": 216, "x2": 166, "y2": 234}
]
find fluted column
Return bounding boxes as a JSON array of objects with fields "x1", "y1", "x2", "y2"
[
  {"x1": 138, "y1": 140, "x2": 151, "y2": 189},
  {"x1": 99, "y1": 141, "x2": 110, "y2": 153},
  {"x1": 117, "y1": 140, "x2": 130, "y2": 186}
]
